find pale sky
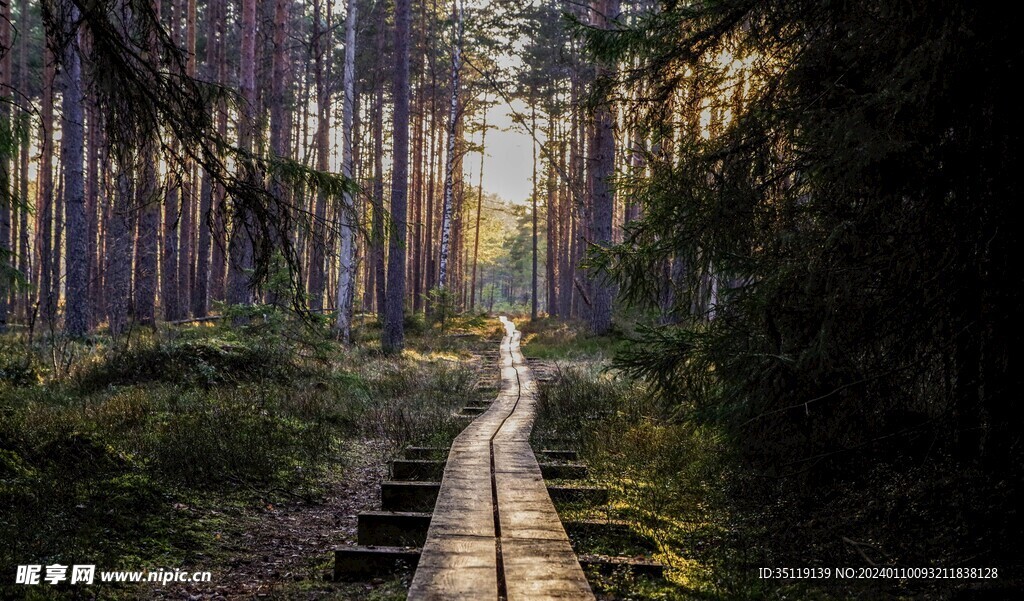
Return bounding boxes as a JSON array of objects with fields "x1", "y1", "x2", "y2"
[{"x1": 471, "y1": 100, "x2": 542, "y2": 205}]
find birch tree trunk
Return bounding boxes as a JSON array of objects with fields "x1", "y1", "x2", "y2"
[
  {"x1": 335, "y1": 0, "x2": 358, "y2": 342},
  {"x1": 436, "y1": 0, "x2": 463, "y2": 291}
]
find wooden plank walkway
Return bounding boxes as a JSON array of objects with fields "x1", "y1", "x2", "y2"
[{"x1": 408, "y1": 317, "x2": 594, "y2": 600}]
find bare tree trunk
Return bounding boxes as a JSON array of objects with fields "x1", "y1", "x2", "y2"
[
  {"x1": 227, "y1": 0, "x2": 258, "y2": 311},
  {"x1": 530, "y1": 103, "x2": 539, "y2": 320},
  {"x1": 587, "y1": 0, "x2": 618, "y2": 334},
  {"x1": 107, "y1": 161, "x2": 134, "y2": 336},
  {"x1": 39, "y1": 48, "x2": 57, "y2": 325},
  {"x1": 61, "y1": 2, "x2": 89, "y2": 336},
  {"x1": 370, "y1": 50, "x2": 386, "y2": 317},
  {"x1": 0, "y1": 0, "x2": 10, "y2": 331},
  {"x1": 410, "y1": 3, "x2": 427, "y2": 314},
  {"x1": 267, "y1": 0, "x2": 290, "y2": 306},
  {"x1": 309, "y1": 0, "x2": 330, "y2": 312},
  {"x1": 193, "y1": 0, "x2": 222, "y2": 317},
  {"x1": 469, "y1": 100, "x2": 487, "y2": 312},
  {"x1": 437, "y1": 0, "x2": 462, "y2": 290},
  {"x1": 133, "y1": 0, "x2": 162, "y2": 326},
  {"x1": 546, "y1": 116, "x2": 558, "y2": 316},
  {"x1": 17, "y1": 0, "x2": 30, "y2": 320},
  {"x1": 383, "y1": 0, "x2": 411, "y2": 352},
  {"x1": 335, "y1": 0, "x2": 358, "y2": 342},
  {"x1": 178, "y1": 0, "x2": 198, "y2": 316}
]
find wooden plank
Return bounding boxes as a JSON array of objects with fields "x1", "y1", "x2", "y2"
[{"x1": 408, "y1": 317, "x2": 594, "y2": 600}]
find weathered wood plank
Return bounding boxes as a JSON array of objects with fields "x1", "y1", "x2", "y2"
[{"x1": 408, "y1": 317, "x2": 594, "y2": 600}]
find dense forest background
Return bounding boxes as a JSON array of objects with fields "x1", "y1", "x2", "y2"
[{"x1": 0, "y1": 0, "x2": 1020, "y2": 598}]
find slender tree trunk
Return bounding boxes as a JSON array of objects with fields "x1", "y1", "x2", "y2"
[
  {"x1": 193, "y1": 0, "x2": 222, "y2": 317},
  {"x1": 383, "y1": 0, "x2": 411, "y2": 352},
  {"x1": 227, "y1": 0, "x2": 258, "y2": 311},
  {"x1": 268, "y1": 0, "x2": 290, "y2": 306},
  {"x1": 546, "y1": 117, "x2": 557, "y2": 316},
  {"x1": 107, "y1": 160, "x2": 134, "y2": 336},
  {"x1": 17, "y1": 0, "x2": 30, "y2": 320},
  {"x1": 370, "y1": 51, "x2": 386, "y2": 316},
  {"x1": 178, "y1": 0, "x2": 198, "y2": 316},
  {"x1": 335, "y1": 0, "x2": 358, "y2": 342},
  {"x1": 586, "y1": 0, "x2": 617, "y2": 333},
  {"x1": 469, "y1": 101, "x2": 487, "y2": 312},
  {"x1": 133, "y1": 0, "x2": 162, "y2": 326},
  {"x1": 309, "y1": 0, "x2": 330, "y2": 312},
  {"x1": 61, "y1": 3, "x2": 89, "y2": 336},
  {"x1": 530, "y1": 103, "x2": 539, "y2": 320},
  {"x1": 437, "y1": 0, "x2": 463, "y2": 290},
  {"x1": 39, "y1": 48, "x2": 56, "y2": 325},
  {"x1": 0, "y1": 0, "x2": 11, "y2": 331},
  {"x1": 208, "y1": 0, "x2": 229, "y2": 304},
  {"x1": 86, "y1": 67, "x2": 102, "y2": 327}
]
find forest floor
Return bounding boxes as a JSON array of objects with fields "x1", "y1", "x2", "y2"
[
  {"x1": 0, "y1": 312, "x2": 500, "y2": 600},
  {"x1": 2, "y1": 314, "x2": 1018, "y2": 600}
]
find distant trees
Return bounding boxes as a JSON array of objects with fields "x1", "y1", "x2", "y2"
[
  {"x1": 594, "y1": 0, "x2": 1021, "y2": 475},
  {"x1": 1, "y1": 0, "x2": 643, "y2": 339}
]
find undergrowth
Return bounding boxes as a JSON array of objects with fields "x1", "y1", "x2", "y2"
[{"x1": 0, "y1": 314, "x2": 493, "y2": 599}]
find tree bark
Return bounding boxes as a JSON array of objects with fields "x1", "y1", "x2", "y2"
[
  {"x1": 227, "y1": 0, "x2": 258, "y2": 311},
  {"x1": 193, "y1": 0, "x2": 222, "y2": 317},
  {"x1": 437, "y1": 0, "x2": 463, "y2": 291},
  {"x1": 61, "y1": 2, "x2": 89, "y2": 336},
  {"x1": 309, "y1": 0, "x2": 330, "y2": 312},
  {"x1": 383, "y1": 0, "x2": 412, "y2": 352},
  {"x1": 39, "y1": 47, "x2": 57, "y2": 325},
  {"x1": 587, "y1": 0, "x2": 618, "y2": 334},
  {"x1": 335, "y1": 0, "x2": 358, "y2": 342}
]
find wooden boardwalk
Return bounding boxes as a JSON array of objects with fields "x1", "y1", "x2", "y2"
[{"x1": 408, "y1": 317, "x2": 594, "y2": 600}]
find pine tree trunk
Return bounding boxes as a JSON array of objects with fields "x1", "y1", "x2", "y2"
[
  {"x1": 193, "y1": 0, "x2": 222, "y2": 317},
  {"x1": 309, "y1": 0, "x2": 330, "y2": 312},
  {"x1": 531, "y1": 103, "x2": 539, "y2": 320},
  {"x1": 545, "y1": 117, "x2": 558, "y2": 316},
  {"x1": 17, "y1": 0, "x2": 30, "y2": 320},
  {"x1": 383, "y1": 0, "x2": 412, "y2": 352},
  {"x1": 39, "y1": 48, "x2": 56, "y2": 325},
  {"x1": 370, "y1": 66, "x2": 386, "y2": 316},
  {"x1": 0, "y1": 0, "x2": 11, "y2": 331},
  {"x1": 469, "y1": 103, "x2": 487, "y2": 312},
  {"x1": 61, "y1": 2, "x2": 89, "y2": 336},
  {"x1": 268, "y1": 0, "x2": 290, "y2": 307},
  {"x1": 178, "y1": 0, "x2": 198, "y2": 316},
  {"x1": 227, "y1": 0, "x2": 258, "y2": 311},
  {"x1": 586, "y1": 0, "x2": 617, "y2": 334}
]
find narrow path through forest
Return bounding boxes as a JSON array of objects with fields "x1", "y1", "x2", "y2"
[{"x1": 408, "y1": 317, "x2": 594, "y2": 600}]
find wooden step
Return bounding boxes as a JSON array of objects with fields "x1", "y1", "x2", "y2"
[
  {"x1": 578, "y1": 554, "x2": 665, "y2": 579},
  {"x1": 539, "y1": 449, "x2": 578, "y2": 461},
  {"x1": 391, "y1": 459, "x2": 445, "y2": 481},
  {"x1": 357, "y1": 511, "x2": 431, "y2": 547},
  {"x1": 548, "y1": 485, "x2": 608, "y2": 505},
  {"x1": 333, "y1": 546, "x2": 420, "y2": 581},
  {"x1": 404, "y1": 446, "x2": 449, "y2": 460},
  {"x1": 382, "y1": 481, "x2": 607, "y2": 512},
  {"x1": 381, "y1": 481, "x2": 440, "y2": 512},
  {"x1": 540, "y1": 462, "x2": 589, "y2": 480}
]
